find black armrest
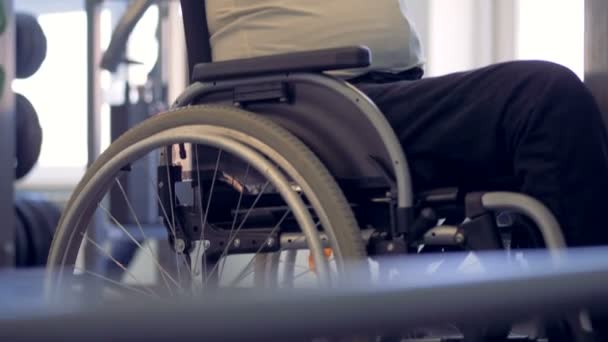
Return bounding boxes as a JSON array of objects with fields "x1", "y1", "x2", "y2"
[{"x1": 192, "y1": 46, "x2": 371, "y2": 82}]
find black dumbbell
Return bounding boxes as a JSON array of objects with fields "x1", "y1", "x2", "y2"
[
  {"x1": 15, "y1": 12, "x2": 47, "y2": 79},
  {"x1": 15, "y1": 93, "x2": 42, "y2": 180}
]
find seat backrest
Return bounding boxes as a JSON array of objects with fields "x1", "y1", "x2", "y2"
[{"x1": 179, "y1": 0, "x2": 212, "y2": 77}]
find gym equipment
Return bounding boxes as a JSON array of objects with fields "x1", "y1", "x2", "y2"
[
  {"x1": 14, "y1": 12, "x2": 46, "y2": 79},
  {"x1": 45, "y1": 1, "x2": 584, "y2": 340},
  {"x1": 12, "y1": 12, "x2": 46, "y2": 180},
  {"x1": 15, "y1": 194, "x2": 60, "y2": 267},
  {"x1": 14, "y1": 92, "x2": 42, "y2": 180},
  {"x1": 97, "y1": 1, "x2": 173, "y2": 279},
  {"x1": 0, "y1": 0, "x2": 16, "y2": 267},
  {"x1": 100, "y1": 0, "x2": 155, "y2": 73}
]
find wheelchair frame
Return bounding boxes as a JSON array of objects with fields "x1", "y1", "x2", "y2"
[
  {"x1": 161, "y1": 0, "x2": 565, "y2": 259},
  {"x1": 41, "y1": 2, "x2": 584, "y2": 340}
]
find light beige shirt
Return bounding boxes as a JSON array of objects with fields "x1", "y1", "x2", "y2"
[{"x1": 205, "y1": 0, "x2": 424, "y2": 78}]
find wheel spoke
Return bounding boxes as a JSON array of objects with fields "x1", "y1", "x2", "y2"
[
  {"x1": 228, "y1": 209, "x2": 291, "y2": 287},
  {"x1": 53, "y1": 119, "x2": 358, "y2": 299},
  {"x1": 230, "y1": 261, "x2": 256, "y2": 286},
  {"x1": 163, "y1": 147, "x2": 185, "y2": 285},
  {"x1": 278, "y1": 258, "x2": 308, "y2": 271},
  {"x1": 149, "y1": 178, "x2": 193, "y2": 277},
  {"x1": 204, "y1": 181, "x2": 272, "y2": 284},
  {"x1": 163, "y1": 148, "x2": 178, "y2": 240},
  {"x1": 99, "y1": 204, "x2": 183, "y2": 294},
  {"x1": 74, "y1": 267, "x2": 160, "y2": 299},
  {"x1": 281, "y1": 250, "x2": 298, "y2": 288},
  {"x1": 113, "y1": 178, "x2": 171, "y2": 292},
  {"x1": 82, "y1": 233, "x2": 158, "y2": 297},
  {"x1": 218, "y1": 164, "x2": 251, "y2": 282},
  {"x1": 192, "y1": 148, "x2": 222, "y2": 283},
  {"x1": 279, "y1": 257, "x2": 335, "y2": 287}
]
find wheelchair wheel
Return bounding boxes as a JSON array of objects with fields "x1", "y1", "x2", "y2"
[{"x1": 46, "y1": 105, "x2": 367, "y2": 299}]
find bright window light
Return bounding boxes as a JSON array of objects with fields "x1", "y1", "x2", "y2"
[
  {"x1": 13, "y1": 9, "x2": 114, "y2": 188},
  {"x1": 516, "y1": 0, "x2": 584, "y2": 79},
  {"x1": 12, "y1": 11, "x2": 88, "y2": 169}
]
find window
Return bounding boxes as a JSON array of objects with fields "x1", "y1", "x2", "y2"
[
  {"x1": 13, "y1": 3, "x2": 158, "y2": 189},
  {"x1": 12, "y1": 10, "x2": 90, "y2": 187},
  {"x1": 407, "y1": 0, "x2": 584, "y2": 78},
  {"x1": 516, "y1": 0, "x2": 585, "y2": 79}
]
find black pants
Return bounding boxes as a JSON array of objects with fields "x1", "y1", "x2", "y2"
[{"x1": 354, "y1": 60, "x2": 608, "y2": 247}]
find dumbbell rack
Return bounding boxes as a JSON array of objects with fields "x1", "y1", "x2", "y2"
[{"x1": 0, "y1": 0, "x2": 16, "y2": 267}]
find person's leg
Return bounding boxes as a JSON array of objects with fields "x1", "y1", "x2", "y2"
[{"x1": 354, "y1": 60, "x2": 608, "y2": 247}]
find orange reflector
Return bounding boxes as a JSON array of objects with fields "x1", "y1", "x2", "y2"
[{"x1": 308, "y1": 248, "x2": 333, "y2": 273}]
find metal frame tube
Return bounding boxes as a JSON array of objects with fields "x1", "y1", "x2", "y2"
[
  {"x1": 481, "y1": 192, "x2": 566, "y2": 251},
  {"x1": 84, "y1": 0, "x2": 104, "y2": 278},
  {"x1": 0, "y1": 0, "x2": 14, "y2": 266}
]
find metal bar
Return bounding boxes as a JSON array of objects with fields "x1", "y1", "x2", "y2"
[
  {"x1": 99, "y1": 0, "x2": 154, "y2": 72},
  {"x1": 280, "y1": 229, "x2": 375, "y2": 251},
  {"x1": 84, "y1": 0, "x2": 103, "y2": 273},
  {"x1": 0, "y1": 0, "x2": 15, "y2": 267},
  {"x1": 85, "y1": 0, "x2": 102, "y2": 170},
  {"x1": 423, "y1": 225, "x2": 459, "y2": 246},
  {"x1": 481, "y1": 192, "x2": 566, "y2": 251},
  {"x1": 7, "y1": 248, "x2": 608, "y2": 340},
  {"x1": 585, "y1": 0, "x2": 608, "y2": 127}
]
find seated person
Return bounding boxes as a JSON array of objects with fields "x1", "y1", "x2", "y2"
[{"x1": 206, "y1": 0, "x2": 608, "y2": 248}]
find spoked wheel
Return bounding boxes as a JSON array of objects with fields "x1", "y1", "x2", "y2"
[{"x1": 46, "y1": 106, "x2": 368, "y2": 300}]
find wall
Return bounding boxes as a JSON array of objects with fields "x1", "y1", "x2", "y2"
[{"x1": 406, "y1": 0, "x2": 517, "y2": 77}]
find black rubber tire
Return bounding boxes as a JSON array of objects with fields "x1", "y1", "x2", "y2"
[
  {"x1": 50, "y1": 105, "x2": 367, "y2": 275},
  {"x1": 16, "y1": 197, "x2": 49, "y2": 266},
  {"x1": 15, "y1": 12, "x2": 47, "y2": 79},
  {"x1": 15, "y1": 195, "x2": 60, "y2": 267},
  {"x1": 15, "y1": 93, "x2": 42, "y2": 179},
  {"x1": 14, "y1": 205, "x2": 31, "y2": 267}
]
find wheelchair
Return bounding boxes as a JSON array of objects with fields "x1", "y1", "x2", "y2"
[{"x1": 46, "y1": 1, "x2": 574, "y2": 340}]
